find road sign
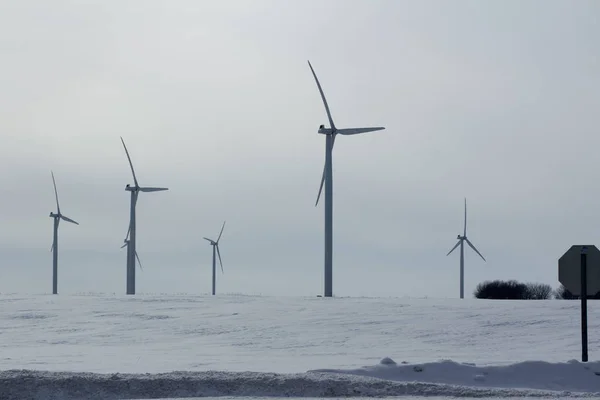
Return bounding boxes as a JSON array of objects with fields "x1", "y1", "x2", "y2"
[
  {"x1": 558, "y1": 244, "x2": 600, "y2": 362},
  {"x1": 559, "y1": 245, "x2": 600, "y2": 296}
]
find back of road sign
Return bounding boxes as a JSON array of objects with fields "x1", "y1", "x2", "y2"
[{"x1": 558, "y1": 245, "x2": 600, "y2": 296}]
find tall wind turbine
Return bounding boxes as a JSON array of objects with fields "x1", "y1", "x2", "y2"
[
  {"x1": 120, "y1": 137, "x2": 168, "y2": 295},
  {"x1": 203, "y1": 221, "x2": 225, "y2": 296},
  {"x1": 446, "y1": 198, "x2": 486, "y2": 299},
  {"x1": 308, "y1": 60, "x2": 385, "y2": 297},
  {"x1": 49, "y1": 171, "x2": 79, "y2": 295}
]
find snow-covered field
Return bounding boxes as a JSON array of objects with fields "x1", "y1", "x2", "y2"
[{"x1": 1, "y1": 294, "x2": 600, "y2": 399}]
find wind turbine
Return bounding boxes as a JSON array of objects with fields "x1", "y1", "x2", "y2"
[
  {"x1": 49, "y1": 171, "x2": 79, "y2": 295},
  {"x1": 446, "y1": 198, "x2": 486, "y2": 299},
  {"x1": 203, "y1": 221, "x2": 225, "y2": 296},
  {"x1": 121, "y1": 226, "x2": 143, "y2": 272},
  {"x1": 120, "y1": 137, "x2": 168, "y2": 295},
  {"x1": 308, "y1": 60, "x2": 385, "y2": 298}
]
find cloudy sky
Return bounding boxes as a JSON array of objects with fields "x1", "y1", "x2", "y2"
[{"x1": 0, "y1": 0, "x2": 598, "y2": 298}]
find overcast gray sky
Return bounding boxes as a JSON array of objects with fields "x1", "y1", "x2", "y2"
[{"x1": 0, "y1": 0, "x2": 599, "y2": 298}]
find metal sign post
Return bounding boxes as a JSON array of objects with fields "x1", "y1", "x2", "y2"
[{"x1": 581, "y1": 246, "x2": 588, "y2": 362}]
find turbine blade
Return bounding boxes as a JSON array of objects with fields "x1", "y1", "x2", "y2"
[
  {"x1": 51, "y1": 171, "x2": 61, "y2": 215},
  {"x1": 216, "y1": 245, "x2": 223, "y2": 274},
  {"x1": 464, "y1": 198, "x2": 467, "y2": 237},
  {"x1": 307, "y1": 60, "x2": 336, "y2": 130},
  {"x1": 216, "y1": 221, "x2": 226, "y2": 243},
  {"x1": 465, "y1": 238, "x2": 486, "y2": 261},
  {"x1": 139, "y1": 187, "x2": 168, "y2": 192},
  {"x1": 315, "y1": 164, "x2": 326, "y2": 207},
  {"x1": 446, "y1": 240, "x2": 461, "y2": 256},
  {"x1": 50, "y1": 241, "x2": 54, "y2": 252},
  {"x1": 336, "y1": 127, "x2": 385, "y2": 135},
  {"x1": 135, "y1": 251, "x2": 143, "y2": 271},
  {"x1": 60, "y1": 215, "x2": 79, "y2": 225},
  {"x1": 315, "y1": 135, "x2": 336, "y2": 207},
  {"x1": 120, "y1": 137, "x2": 139, "y2": 187},
  {"x1": 121, "y1": 223, "x2": 131, "y2": 248},
  {"x1": 203, "y1": 237, "x2": 214, "y2": 244}
]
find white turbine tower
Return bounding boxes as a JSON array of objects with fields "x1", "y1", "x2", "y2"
[
  {"x1": 121, "y1": 137, "x2": 168, "y2": 295},
  {"x1": 203, "y1": 221, "x2": 225, "y2": 296},
  {"x1": 49, "y1": 171, "x2": 79, "y2": 295},
  {"x1": 446, "y1": 198, "x2": 486, "y2": 299},
  {"x1": 308, "y1": 60, "x2": 385, "y2": 298}
]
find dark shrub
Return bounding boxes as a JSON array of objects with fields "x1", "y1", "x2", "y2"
[
  {"x1": 524, "y1": 283, "x2": 553, "y2": 300},
  {"x1": 474, "y1": 280, "x2": 552, "y2": 299},
  {"x1": 474, "y1": 280, "x2": 528, "y2": 299}
]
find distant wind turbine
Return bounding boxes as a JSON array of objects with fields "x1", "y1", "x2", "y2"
[
  {"x1": 121, "y1": 227, "x2": 143, "y2": 272},
  {"x1": 49, "y1": 171, "x2": 79, "y2": 295},
  {"x1": 204, "y1": 221, "x2": 225, "y2": 296},
  {"x1": 446, "y1": 198, "x2": 486, "y2": 299},
  {"x1": 121, "y1": 137, "x2": 168, "y2": 295},
  {"x1": 308, "y1": 60, "x2": 385, "y2": 298}
]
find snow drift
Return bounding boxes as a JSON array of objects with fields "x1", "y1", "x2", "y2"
[
  {"x1": 0, "y1": 368, "x2": 598, "y2": 400},
  {"x1": 310, "y1": 357, "x2": 600, "y2": 394}
]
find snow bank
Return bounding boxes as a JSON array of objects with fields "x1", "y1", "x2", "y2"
[
  {"x1": 0, "y1": 368, "x2": 596, "y2": 400},
  {"x1": 310, "y1": 357, "x2": 600, "y2": 394}
]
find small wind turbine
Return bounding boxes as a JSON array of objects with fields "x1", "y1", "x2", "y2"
[
  {"x1": 121, "y1": 226, "x2": 143, "y2": 272},
  {"x1": 446, "y1": 198, "x2": 486, "y2": 299},
  {"x1": 121, "y1": 137, "x2": 168, "y2": 295},
  {"x1": 308, "y1": 60, "x2": 385, "y2": 297},
  {"x1": 49, "y1": 171, "x2": 79, "y2": 295},
  {"x1": 204, "y1": 221, "x2": 225, "y2": 296}
]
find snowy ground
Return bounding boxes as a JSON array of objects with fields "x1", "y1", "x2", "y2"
[{"x1": 1, "y1": 294, "x2": 600, "y2": 398}]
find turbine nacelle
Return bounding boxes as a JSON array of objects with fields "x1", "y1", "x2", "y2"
[
  {"x1": 125, "y1": 184, "x2": 168, "y2": 192},
  {"x1": 317, "y1": 125, "x2": 385, "y2": 136},
  {"x1": 318, "y1": 125, "x2": 334, "y2": 135}
]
